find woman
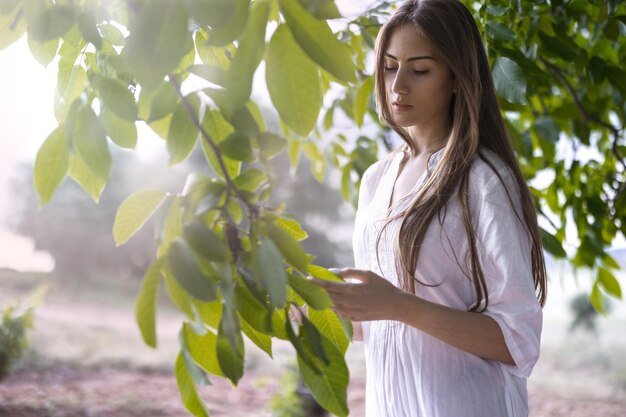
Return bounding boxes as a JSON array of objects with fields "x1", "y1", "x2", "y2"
[{"x1": 313, "y1": 1, "x2": 547, "y2": 416}]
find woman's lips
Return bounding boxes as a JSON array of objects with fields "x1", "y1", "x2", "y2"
[{"x1": 392, "y1": 102, "x2": 413, "y2": 111}]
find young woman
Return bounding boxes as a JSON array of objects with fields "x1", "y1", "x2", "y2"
[{"x1": 313, "y1": 1, "x2": 547, "y2": 416}]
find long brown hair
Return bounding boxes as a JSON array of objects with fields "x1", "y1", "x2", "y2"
[{"x1": 373, "y1": 0, "x2": 546, "y2": 311}]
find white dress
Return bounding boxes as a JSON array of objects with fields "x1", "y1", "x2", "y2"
[{"x1": 352, "y1": 145, "x2": 542, "y2": 417}]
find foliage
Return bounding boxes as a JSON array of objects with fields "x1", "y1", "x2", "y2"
[
  {"x1": 458, "y1": 0, "x2": 626, "y2": 313},
  {"x1": 1, "y1": 0, "x2": 625, "y2": 415},
  {"x1": 0, "y1": 286, "x2": 46, "y2": 379}
]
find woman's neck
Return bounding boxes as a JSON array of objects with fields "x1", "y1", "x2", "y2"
[{"x1": 407, "y1": 123, "x2": 451, "y2": 156}]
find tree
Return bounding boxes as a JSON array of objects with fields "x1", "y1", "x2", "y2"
[{"x1": 1, "y1": 0, "x2": 625, "y2": 415}]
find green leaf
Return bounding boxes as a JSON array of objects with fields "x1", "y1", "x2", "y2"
[
  {"x1": 308, "y1": 308, "x2": 349, "y2": 354},
  {"x1": 162, "y1": 261, "x2": 194, "y2": 318},
  {"x1": 78, "y1": 8, "x2": 102, "y2": 49},
  {"x1": 538, "y1": 30, "x2": 578, "y2": 62},
  {"x1": 183, "y1": 323, "x2": 224, "y2": 377},
  {"x1": 240, "y1": 317, "x2": 273, "y2": 357},
  {"x1": 288, "y1": 274, "x2": 333, "y2": 310},
  {"x1": 298, "y1": 333, "x2": 349, "y2": 417},
  {"x1": 68, "y1": 153, "x2": 107, "y2": 202},
  {"x1": 57, "y1": 59, "x2": 84, "y2": 99},
  {"x1": 148, "y1": 82, "x2": 180, "y2": 122},
  {"x1": 233, "y1": 168, "x2": 266, "y2": 192},
  {"x1": 183, "y1": 219, "x2": 228, "y2": 262},
  {"x1": 26, "y1": 4, "x2": 76, "y2": 42},
  {"x1": 303, "y1": 142, "x2": 326, "y2": 182},
  {"x1": 485, "y1": 20, "x2": 516, "y2": 43},
  {"x1": 224, "y1": 0, "x2": 268, "y2": 110},
  {"x1": 100, "y1": 23, "x2": 124, "y2": 46},
  {"x1": 540, "y1": 228, "x2": 567, "y2": 258},
  {"x1": 273, "y1": 216, "x2": 308, "y2": 241},
  {"x1": 267, "y1": 224, "x2": 310, "y2": 272},
  {"x1": 534, "y1": 116, "x2": 560, "y2": 143},
  {"x1": 72, "y1": 104, "x2": 111, "y2": 181},
  {"x1": 602, "y1": 254, "x2": 620, "y2": 270},
  {"x1": 122, "y1": 0, "x2": 191, "y2": 88},
  {"x1": 590, "y1": 283, "x2": 606, "y2": 314},
  {"x1": 492, "y1": 57, "x2": 527, "y2": 104},
  {"x1": 598, "y1": 267, "x2": 622, "y2": 299},
  {"x1": 92, "y1": 75, "x2": 137, "y2": 121},
  {"x1": 194, "y1": 30, "x2": 233, "y2": 69},
  {"x1": 157, "y1": 196, "x2": 183, "y2": 257},
  {"x1": 34, "y1": 126, "x2": 69, "y2": 205},
  {"x1": 254, "y1": 238, "x2": 288, "y2": 308},
  {"x1": 100, "y1": 108, "x2": 137, "y2": 149},
  {"x1": 235, "y1": 280, "x2": 271, "y2": 333},
  {"x1": 300, "y1": 0, "x2": 341, "y2": 19},
  {"x1": 354, "y1": 76, "x2": 373, "y2": 127},
  {"x1": 27, "y1": 32, "x2": 59, "y2": 67},
  {"x1": 201, "y1": 108, "x2": 235, "y2": 143},
  {"x1": 135, "y1": 260, "x2": 161, "y2": 348},
  {"x1": 606, "y1": 66, "x2": 626, "y2": 96},
  {"x1": 588, "y1": 57, "x2": 606, "y2": 84},
  {"x1": 113, "y1": 190, "x2": 168, "y2": 245},
  {"x1": 174, "y1": 353, "x2": 211, "y2": 417},
  {"x1": 216, "y1": 320, "x2": 245, "y2": 385},
  {"x1": 167, "y1": 95, "x2": 200, "y2": 165},
  {"x1": 189, "y1": 0, "x2": 249, "y2": 47},
  {"x1": 340, "y1": 163, "x2": 352, "y2": 201},
  {"x1": 288, "y1": 138, "x2": 301, "y2": 174},
  {"x1": 307, "y1": 264, "x2": 344, "y2": 282},
  {"x1": 168, "y1": 239, "x2": 218, "y2": 302},
  {"x1": 188, "y1": 63, "x2": 226, "y2": 86},
  {"x1": 0, "y1": 6, "x2": 27, "y2": 51},
  {"x1": 257, "y1": 131, "x2": 287, "y2": 160},
  {"x1": 218, "y1": 132, "x2": 254, "y2": 162},
  {"x1": 279, "y1": 0, "x2": 356, "y2": 83},
  {"x1": 301, "y1": 314, "x2": 329, "y2": 365},
  {"x1": 266, "y1": 24, "x2": 322, "y2": 137},
  {"x1": 245, "y1": 100, "x2": 266, "y2": 132},
  {"x1": 285, "y1": 319, "x2": 322, "y2": 374},
  {"x1": 56, "y1": 62, "x2": 87, "y2": 122}
]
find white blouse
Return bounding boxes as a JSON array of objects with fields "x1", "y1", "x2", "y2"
[{"x1": 352, "y1": 145, "x2": 542, "y2": 417}]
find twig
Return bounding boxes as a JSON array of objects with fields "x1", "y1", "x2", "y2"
[
  {"x1": 539, "y1": 57, "x2": 626, "y2": 171},
  {"x1": 169, "y1": 75, "x2": 259, "y2": 218}
]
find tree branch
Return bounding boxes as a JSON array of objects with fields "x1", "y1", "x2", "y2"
[
  {"x1": 539, "y1": 57, "x2": 626, "y2": 171},
  {"x1": 169, "y1": 75, "x2": 259, "y2": 218}
]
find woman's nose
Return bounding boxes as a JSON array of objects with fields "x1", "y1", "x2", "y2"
[{"x1": 391, "y1": 71, "x2": 409, "y2": 95}]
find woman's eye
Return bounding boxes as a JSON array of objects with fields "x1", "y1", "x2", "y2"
[
  {"x1": 414, "y1": 70, "x2": 429, "y2": 75},
  {"x1": 383, "y1": 66, "x2": 397, "y2": 71}
]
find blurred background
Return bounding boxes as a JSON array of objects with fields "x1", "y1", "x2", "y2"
[{"x1": 1, "y1": 2, "x2": 626, "y2": 416}]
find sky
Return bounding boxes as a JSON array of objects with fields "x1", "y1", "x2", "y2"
[{"x1": 0, "y1": 36, "x2": 58, "y2": 272}]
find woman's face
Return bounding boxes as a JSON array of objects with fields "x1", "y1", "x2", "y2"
[{"x1": 383, "y1": 25, "x2": 456, "y2": 128}]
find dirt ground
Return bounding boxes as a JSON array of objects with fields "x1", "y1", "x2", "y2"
[
  {"x1": 1, "y1": 364, "x2": 626, "y2": 417},
  {"x1": 2, "y1": 270, "x2": 626, "y2": 417}
]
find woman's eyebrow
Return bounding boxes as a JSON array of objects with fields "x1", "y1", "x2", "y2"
[{"x1": 385, "y1": 52, "x2": 436, "y2": 61}]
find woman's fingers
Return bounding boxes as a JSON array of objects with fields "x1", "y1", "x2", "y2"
[
  {"x1": 309, "y1": 277, "x2": 348, "y2": 293},
  {"x1": 328, "y1": 267, "x2": 375, "y2": 283}
]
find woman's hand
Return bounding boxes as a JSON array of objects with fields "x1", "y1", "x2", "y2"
[{"x1": 310, "y1": 268, "x2": 405, "y2": 322}]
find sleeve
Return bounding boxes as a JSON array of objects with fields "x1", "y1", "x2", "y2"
[{"x1": 475, "y1": 175, "x2": 543, "y2": 379}]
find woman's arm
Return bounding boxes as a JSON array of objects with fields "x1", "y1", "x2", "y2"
[
  {"x1": 312, "y1": 268, "x2": 514, "y2": 365},
  {"x1": 352, "y1": 321, "x2": 363, "y2": 342},
  {"x1": 393, "y1": 291, "x2": 514, "y2": 365}
]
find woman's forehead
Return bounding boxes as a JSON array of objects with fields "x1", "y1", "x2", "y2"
[{"x1": 384, "y1": 25, "x2": 437, "y2": 60}]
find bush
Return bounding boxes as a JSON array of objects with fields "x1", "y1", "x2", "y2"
[{"x1": 0, "y1": 287, "x2": 46, "y2": 380}]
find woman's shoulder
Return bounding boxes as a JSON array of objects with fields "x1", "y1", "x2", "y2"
[{"x1": 469, "y1": 147, "x2": 517, "y2": 193}]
